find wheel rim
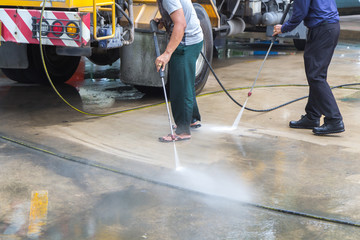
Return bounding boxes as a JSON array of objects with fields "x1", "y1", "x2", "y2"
[{"x1": 195, "y1": 43, "x2": 205, "y2": 78}]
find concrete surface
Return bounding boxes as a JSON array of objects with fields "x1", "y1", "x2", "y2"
[{"x1": 0, "y1": 16, "x2": 360, "y2": 240}]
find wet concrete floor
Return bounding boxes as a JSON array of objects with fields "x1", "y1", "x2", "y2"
[{"x1": 0, "y1": 40, "x2": 360, "y2": 239}]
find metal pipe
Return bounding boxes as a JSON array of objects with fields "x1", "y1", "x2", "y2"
[
  {"x1": 229, "y1": 0, "x2": 241, "y2": 20},
  {"x1": 116, "y1": 0, "x2": 134, "y2": 45},
  {"x1": 150, "y1": 20, "x2": 175, "y2": 139},
  {"x1": 218, "y1": 0, "x2": 226, "y2": 12}
]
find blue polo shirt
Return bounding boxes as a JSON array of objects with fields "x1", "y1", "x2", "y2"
[{"x1": 281, "y1": 0, "x2": 339, "y2": 33}]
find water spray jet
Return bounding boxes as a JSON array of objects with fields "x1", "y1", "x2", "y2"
[
  {"x1": 200, "y1": 1, "x2": 293, "y2": 131},
  {"x1": 232, "y1": 2, "x2": 292, "y2": 129}
]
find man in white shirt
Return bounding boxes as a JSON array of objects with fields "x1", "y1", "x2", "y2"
[{"x1": 156, "y1": 0, "x2": 204, "y2": 142}]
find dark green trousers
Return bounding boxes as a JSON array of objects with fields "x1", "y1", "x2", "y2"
[{"x1": 169, "y1": 41, "x2": 203, "y2": 135}]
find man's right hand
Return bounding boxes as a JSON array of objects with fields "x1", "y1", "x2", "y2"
[{"x1": 273, "y1": 24, "x2": 282, "y2": 36}]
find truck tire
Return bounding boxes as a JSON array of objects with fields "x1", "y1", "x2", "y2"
[
  {"x1": 2, "y1": 45, "x2": 80, "y2": 84},
  {"x1": 193, "y1": 3, "x2": 213, "y2": 94},
  {"x1": 293, "y1": 39, "x2": 306, "y2": 51},
  {"x1": 1, "y1": 68, "x2": 29, "y2": 83},
  {"x1": 29, "y1": 45, "x2": 81, "y2": 84}
]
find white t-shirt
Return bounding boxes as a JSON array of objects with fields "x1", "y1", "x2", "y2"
[{"x1": 163, "y1": 0, "x2": 204, "y2": 45}]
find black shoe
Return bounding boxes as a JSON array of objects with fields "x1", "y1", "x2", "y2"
[
  {"x1": 313, "y1": 120, "x2": 345, "y2": 135},
  {"x1": 289, "y1": 115, "x2": 320, "y2": 129}
]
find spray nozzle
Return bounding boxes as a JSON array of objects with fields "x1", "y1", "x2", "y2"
[{"x1": 248, "y1": 92, "x2": 252, "y2": 97}]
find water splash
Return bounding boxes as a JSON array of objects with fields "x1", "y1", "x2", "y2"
[
  {"x1": 175, "y1": 168, "x2": 251, "y2": 202},
  {"x1": 211, "y1": 126, "x2": 235, "y2": 132},
  {"x1": 175, "y1": 166, "x2": 184, "y2": 172},
  {"x1": 178, "y1": 168, "x2": 250, "y2": 202}
]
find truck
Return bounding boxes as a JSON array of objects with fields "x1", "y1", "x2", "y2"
[{"x1": 0, "y1": 0, "x2": 358, "y2": 94}]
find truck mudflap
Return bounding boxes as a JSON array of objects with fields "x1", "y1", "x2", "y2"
[{"x1": 0, "y1": 8, "x2": 90, "y2": 47}]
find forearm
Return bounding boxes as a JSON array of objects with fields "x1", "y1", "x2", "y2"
[{"x1": 165, "y1": 23, "x2": 185, "y2": 55}]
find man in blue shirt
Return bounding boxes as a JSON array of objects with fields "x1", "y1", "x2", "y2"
[{"x1": 273, "y1": 0, "x2": 345, "y2": 135}]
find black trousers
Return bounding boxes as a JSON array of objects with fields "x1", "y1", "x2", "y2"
[{"x1": 303, "y1": 22, "x2": 342, "y2": 123}]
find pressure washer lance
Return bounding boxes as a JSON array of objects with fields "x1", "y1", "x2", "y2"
[
  {"x1": 150, "y1": 20, "x2": 179, "y2": 141},
  {"x1": 231, "y1": 1, "x2": 293, "y2": 130},
  {"x1": 150, "y1": 20, "x2": 182, "y2": 170}
]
